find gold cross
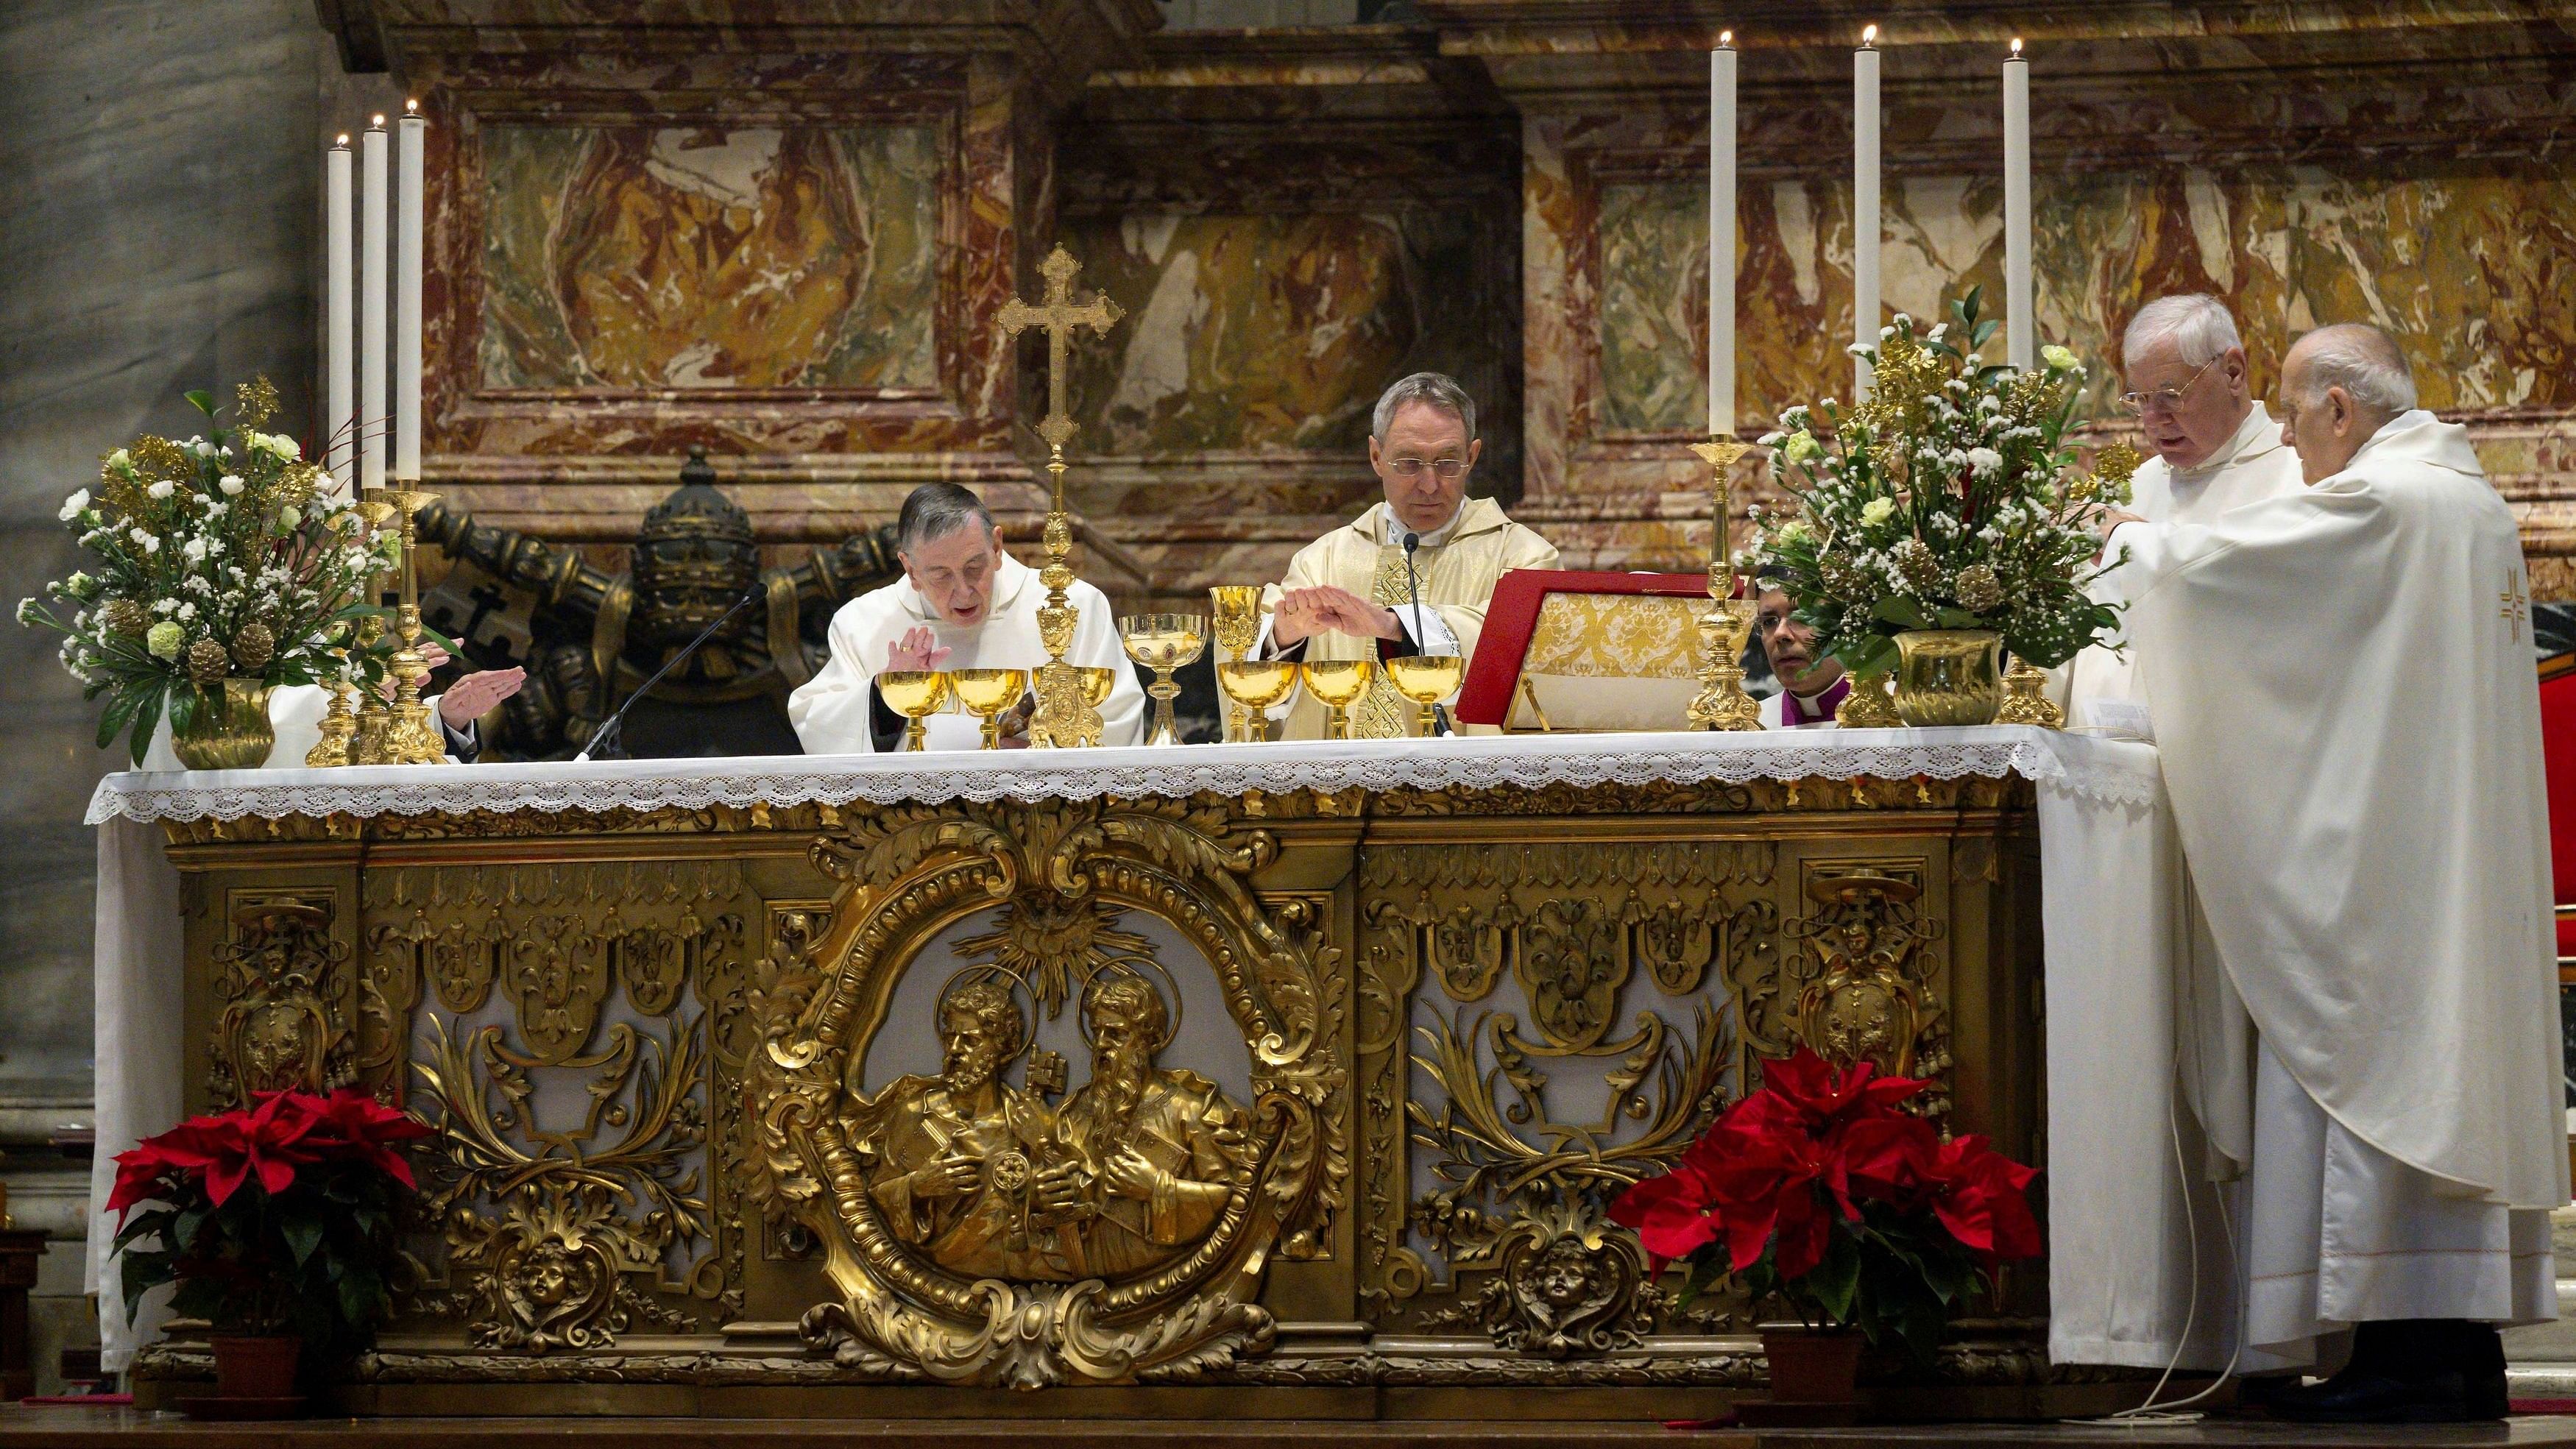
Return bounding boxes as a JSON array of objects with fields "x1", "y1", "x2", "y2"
[
  {"x1": 998, "y1": 246, "x2": 1123, "y2": 453},
  {"x1": 2501, "y1": 568, "x2": 2529, "y2": 642}
]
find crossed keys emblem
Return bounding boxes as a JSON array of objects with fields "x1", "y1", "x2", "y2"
[{"x1": 2500, "y1": 568, "x2": 2529, "y2": 643}]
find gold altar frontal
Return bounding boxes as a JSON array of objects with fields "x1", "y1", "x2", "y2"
[{"x1": 138, "y1": 770, "x2": 2081, "y2": 1422}]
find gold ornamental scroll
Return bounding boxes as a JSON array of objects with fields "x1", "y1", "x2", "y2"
[{"x1": 140, "y1": 768, "x2": 2065, "y2": 1417}]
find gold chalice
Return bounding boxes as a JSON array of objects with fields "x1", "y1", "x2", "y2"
[
  {"x1": 877, "y1": 669, "x2": 953, "y2": 752},
  {"x1": 1385, "y1": 653, "x2": 1465, "y2": 737},
  {"x1": 1119, "y1": 614, "x2": 1207, "y2": 747},
  {"x1": 1217, "y1": 659, "x2": 1298, "y2": 743},
  {"x1": 951, "y1": 667, "x2": 1030, "y2": 750},
  {"x1": 1075, "y1": 665, "x2": 1117, "y2": 711},
  {"x1": 1301, "y1": 659, "x2": 1375, "y2": 741},
  {"x1": 1209, "y1": 585, "x2": 1266, "y2": 741}
]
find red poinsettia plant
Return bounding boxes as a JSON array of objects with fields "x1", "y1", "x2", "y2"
[
  {"x1": 109, "y1": 1089, "x2": 434, "y2": 1353},
  {"x1": 1610, "y1": 1048, "x2": 2041, "y2": 1364}
]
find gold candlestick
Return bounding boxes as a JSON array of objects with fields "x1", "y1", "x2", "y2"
[
  {"x1": 998, "y1": 247, "x2": 1124, "y2": 749},
  {"x1": 349, "y1": 495, "x2": 399, "y2": 764},
  {"x1": 1685, "y1": 436, "x2": 1763, "y2": 731},
  {"x1": 381, "y1": 486, "x2": 445, "y2": 764},
  {"x1": 304, "y1": 675, "x2": 359, "y2": 768}
]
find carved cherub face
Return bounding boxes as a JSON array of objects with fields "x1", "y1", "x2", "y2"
[
  {"x1": 1532, "y1": 1238, "x2": 1597, "y2": 1311},
  {"x1": 523, "y1": 1243, "x2": 576, "y2": 1308}
]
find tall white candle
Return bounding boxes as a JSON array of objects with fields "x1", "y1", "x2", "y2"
[
  {"x1": 325, "y1": 137, "x2": 355, "y2": 502},
  {"x1": 1708, "y1": 32, "x2": 1737, "y2": 438},
  {"x1": 395, "y1": 102, "x2": 426, "y2": 482},
  {"x1": 1853, "y1": 24, "x2": 1881, "y2": 400},
  {"x1": 360, "y1": 118, "x2": 389, "y2": 495},
  {"x1": 2003, "y1": 39, "x2": 2034, "y2": 372}
]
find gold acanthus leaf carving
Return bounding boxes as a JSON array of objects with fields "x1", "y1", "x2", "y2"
[{"x1": 209, "y1": 895, "x2": 354, "y2": 1106}]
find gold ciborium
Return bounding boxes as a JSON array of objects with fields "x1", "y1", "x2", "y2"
[
  {"x1": 1119, "y1": 614, "x2": 1207, "y2": 747},
  {"x1": 1208, "y1": 586, "x2": 1265, "y2": 741},
  {"x1": 878, "y1": 670, "x2": 954, "y2": 752},
  {"x1": 1385, "y1": 653, "x2": 1465, "y2": 737},
  {"x1": 1217, "y1": 659, "x2": 1298, "y2": 741},
  {"x1": 952, "y1": 667, "x2": 1030, "y2": 750},
  {"x1": 1301, "y1": 659, "x2": 1375, "y2": 741}
]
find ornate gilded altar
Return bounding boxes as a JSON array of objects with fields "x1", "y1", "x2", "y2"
[{"x1": 96, "y1": 731, "x2": 2131, "y2": 1420}]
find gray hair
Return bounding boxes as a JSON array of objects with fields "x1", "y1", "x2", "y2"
[
  {"x1": 2123, "y1": 294, "x2": 2244, "y2": 370},
  {"x1": 2288, "y1": 323, "x2": 2418, "y2": 416},
  {"x1": 1371, "y1": 372, "x2": 1477, "y2": 443},
  {"x1": 896, "y1": 482, "x2": 996, "y2": 555}
]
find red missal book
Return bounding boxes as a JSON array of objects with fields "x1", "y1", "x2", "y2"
[{"x1": 1454, "y1": 569, "x2": 1734, "y2": 730}]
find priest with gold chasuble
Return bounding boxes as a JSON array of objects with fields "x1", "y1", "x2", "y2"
[{"x1": 1259, "y1": 372, "x2": 1559, "y2": 739}]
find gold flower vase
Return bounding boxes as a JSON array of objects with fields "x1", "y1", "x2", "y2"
[
  {"x1": 170, "y1": 678, "x2": 275, "y2": 770},
  {"x1": 1891, "y1": 629, "x2": 2004, "y2": 727}
]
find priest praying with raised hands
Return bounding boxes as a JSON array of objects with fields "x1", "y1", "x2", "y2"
[
  {"x1": 2095, "y1": 323, "x2": 2564, "y2": 1423},
  {"x1": 1259, "y1": 372, "x2": 1557, "y2": 739},
  {"x1": 787, "y1": 483, "x2": 1144, "y2": 754}
]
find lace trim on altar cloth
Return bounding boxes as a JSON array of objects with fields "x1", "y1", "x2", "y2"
[{"x1": 85, "y1": 726, "x2": 2162, "y2": 824}]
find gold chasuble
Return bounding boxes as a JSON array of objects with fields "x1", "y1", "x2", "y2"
[{"x1": 1264, "y1": 497, "x2": 1558, "y2": 739}]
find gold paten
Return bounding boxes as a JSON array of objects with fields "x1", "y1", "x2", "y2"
[
  {"x1": 1685, "y1": 437, "x2": 1763, "y2": 732},
  {"x1": 1996, "y1": 657, "x2": 2064, "y2": 728},
  {"x1": 1892, "y1": 629, "x2": 2005, "y2": 727},
  {"x1": 997, "y1": 247, "x2": 1123, "y2": 750}
]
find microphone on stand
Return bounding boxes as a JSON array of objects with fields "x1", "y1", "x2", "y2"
[
  {"x1": 573, "y1": 588, "x2": 760, "y2": 763},
  {"x1": 1400, "y1": 531, "x2": 1453, "y2": 737}
]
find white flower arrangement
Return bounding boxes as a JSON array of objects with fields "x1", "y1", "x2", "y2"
[
  {"x1": 15, "y1": 379, "x2": 398, "y2": 764},
  {"x1": 1749, "y1": 289, "x2": 2140, "y2": 676}
]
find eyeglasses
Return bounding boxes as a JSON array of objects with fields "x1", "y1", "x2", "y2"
[
  {"x1": 1387, "y1": 458, "x2": 1470, "y2": 480},
  {"x1": 2117, "y1": 355, "x2": 2221, "y2": 416}
]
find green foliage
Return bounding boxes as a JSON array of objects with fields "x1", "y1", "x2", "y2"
[{"x1": 113, "y1": 1156, "x2": 408, "y2": 1357}]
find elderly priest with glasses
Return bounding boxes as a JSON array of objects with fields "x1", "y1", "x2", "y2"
[
  {"x1": 2059, "y1": 294, "x2": 2304, "y2": 719},
  {"x1": 788, "y1": 483, "x2": 1144, "y2": 753},
  {"x1": 1256, "y1": 372, "x2": 1557, "y2": 739}
]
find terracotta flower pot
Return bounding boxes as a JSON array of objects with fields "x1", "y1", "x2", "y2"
[
  {"x1": 1760, "y1": 1325, "x2": 1864, "y2": 1404},
  {"x1": 209, "y1": 1334, "x2": 301, "y2": 1399}
]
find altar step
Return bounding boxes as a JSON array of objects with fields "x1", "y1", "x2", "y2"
[{"x1": 8, "y1": 1409, "x2": 2576, "y2": 1449}]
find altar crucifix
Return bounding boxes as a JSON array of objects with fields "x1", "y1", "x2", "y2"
[{"x1": 999, "y1": 245, "x2": 1125, "y2": 748}]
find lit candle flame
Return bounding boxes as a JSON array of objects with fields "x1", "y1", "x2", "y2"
[
  {"x1": 2011, "y1": 37, "x2": 2024, "y2": 57},
  {"x1": 369, "y1": 114, "x2": 386, "y2": 129},
  {"x1": 1861, "y1": 23, "x2": 1878, "y2": 45},
  {"x1": 1719, "y1": 28, "x2": 1733, "y2": 46},
  {"x1": 405, "y1": 97, "x2": 420, "y2": 114},
  {"x1": 334, "y1": 133, "x2": 350, "y2": 148}
]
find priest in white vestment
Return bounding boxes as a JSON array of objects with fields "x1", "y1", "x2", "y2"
[
  {"x1": 1257, "y1": 372, "x2": 1558, "y2": 739},
  {"x1": 788, "y1": 483, "x2": 1144, "y2": 754},
  {"x1": 2101, "y1": 323, "x2": 2564, "y2": 1422},
  {"x1": 2059, "y1": 294, "x2": 2304, "y2": 722}
]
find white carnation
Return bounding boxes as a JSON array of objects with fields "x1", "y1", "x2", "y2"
[
  {"x1": 58, "y1": 489, "x2": 89, "y2": 521},
  {"x1": 218, "y1": 475, "x2": 244, "y2": 495},
  {"x1": 146, "y1": 479, "x2": 174, "y2": 500}
]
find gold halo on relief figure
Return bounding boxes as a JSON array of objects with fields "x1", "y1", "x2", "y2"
[
  {"x1": 1073, "y1": 951, "x2": 1185, "y2": 1052},
  {"x1": 933, "y1": 960, "x2": 1041, "y2": 1065}
]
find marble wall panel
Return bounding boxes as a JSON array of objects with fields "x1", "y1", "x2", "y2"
[{"x1": 476, "y1": 121, "x2": 941, "y2": 394}]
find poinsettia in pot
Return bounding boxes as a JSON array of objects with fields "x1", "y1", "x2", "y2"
[
  {"x1": 1610, "y1": 1048, "x2": 2042, "y2": 1409},
  {"x1": 107, "y1": 1088, "x2": 434, "y2": 1409}
]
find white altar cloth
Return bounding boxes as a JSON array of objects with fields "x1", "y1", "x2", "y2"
[{"x1": 82, "y1": 726, "x2": 2182, "y2": 1372}]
